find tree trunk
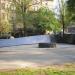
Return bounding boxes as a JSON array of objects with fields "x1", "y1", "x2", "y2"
[{"x1": 21, "y1": 2, "x2": 27, "y2": 36}]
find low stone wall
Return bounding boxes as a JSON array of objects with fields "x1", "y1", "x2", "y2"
[{"x1": 0, "y1": 35, "x2": 51, "y2": 48}]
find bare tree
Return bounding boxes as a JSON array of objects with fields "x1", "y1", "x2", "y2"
[{"x1": 58, "y1": 0, "x2": 66, "y2": 37}]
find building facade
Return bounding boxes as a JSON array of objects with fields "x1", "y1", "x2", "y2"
[
  {"x1": 0, "y1": 0, "x2": 54, "y2": 31},
  {"x1": 0, "y1": 0, "x2": 12, "y2": 34},
  {"x1": 0, "y1": 0, "x2": 12, "y2": 22},
  {"x1": 29, "y1": 0, "x2": 54, "y2": 11},
  {"x1": 0, "y1": 0, "x2": 54, "y2": 21}
]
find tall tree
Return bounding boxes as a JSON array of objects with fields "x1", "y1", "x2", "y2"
[
  {"x1": 11, "y1": 0, "x2": 33, "y2": 36},
  {"x1": 0, "y1": 20, "x2": 12, "y2": 36},
  {"x1": 10, "y1": 0, "x2": 60, "y2": 36},
  {"x1": 57, "y1": 0, "x2": 70, "y2": 37},
  {"x1": 33, "y1": 7, "x2": 61, "y2": 34},
  {"x1": 59, "y1": 0, "x2": 66, "y2": 36},
  {"x1": 67, "y1": 0, "x2": 75, "y2": 23}
]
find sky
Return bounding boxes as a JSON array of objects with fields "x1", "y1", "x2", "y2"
[
  {"x1": 53, "y1": 0, "x2": 67, "y2": 10},
  {"x1": 53, "y1": 0, "x2": 60, "y2": 15},
  {"x1": 53, "y1": 0, "x2": 67, "y2": 15}
]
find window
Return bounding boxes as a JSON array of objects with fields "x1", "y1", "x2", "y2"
[
  {"x1": 1, "y1": 13, "x2": 5, "y2": 19},
  {"x1": 1, "y1": 0, "x2": 6, "y2": 3},
  {"x1": 1, "y1": 3, "x2": 5, "y2": 9}
]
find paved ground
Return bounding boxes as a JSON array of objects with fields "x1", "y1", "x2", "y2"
[{"x1": 0, "y1": 44, "x2": 75, "y2": 70}]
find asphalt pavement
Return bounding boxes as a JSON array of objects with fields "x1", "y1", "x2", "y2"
[{"x1": 0, "y1": 44, "x2": 75, "y2": 70}]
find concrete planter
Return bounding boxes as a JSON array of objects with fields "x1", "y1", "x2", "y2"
[{"x1": 38, "y1": 43, "x2": 56, "y2": 48}]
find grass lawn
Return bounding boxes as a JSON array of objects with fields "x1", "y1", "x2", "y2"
[{"x1": 0, "y1": 64, "x2": 75, "y2": 75}]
